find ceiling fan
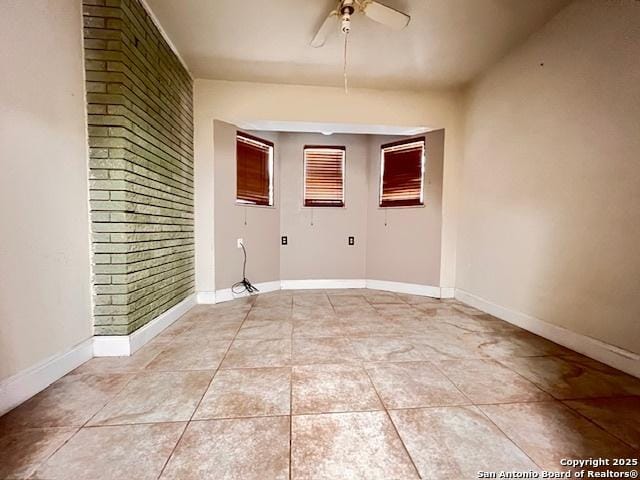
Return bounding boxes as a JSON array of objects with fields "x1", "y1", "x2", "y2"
[{"x1": 311, "y1": 0, "x2": 411, "y2": 48}]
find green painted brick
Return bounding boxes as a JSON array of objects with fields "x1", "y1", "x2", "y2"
[{"x1": 85, "y1": 0, "x2": 193, "y2": 335}]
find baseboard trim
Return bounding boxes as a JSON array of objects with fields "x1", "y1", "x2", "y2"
[
  {"x1": 455, "y1": 289, "x2": 640, "y2": 378},
  {"x1": 366, "y1": 279, "x2": 442, "y2": 298},
  {"x1": 196, "y1": 291, "x2": 216, "y2": 304},
  {"x1": 214, "y1": 281, "x2": 281, "y2": 303},
  {"x1": 93, "y1": 293, "x2": 197, "y2": 357},
  {"x1": 280, "y1": 279, "x2": 367, "y2": 290},
  {"x1": 0, "y1": 337, "x2": 94, "y2": 416},
  {"x1": 440, "y1": 287, "x2": 455, "y2": 299}
]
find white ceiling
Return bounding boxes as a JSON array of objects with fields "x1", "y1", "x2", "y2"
[
  {"x1": 236, "y1": 120, "x2": 431, "y2": 136},
  {"x1": 146, "y1": 0, "x2": 569, "y2": 90}
]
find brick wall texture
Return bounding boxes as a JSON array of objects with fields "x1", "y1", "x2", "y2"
[{"x1": 83, "y1": 0, "x2": 194, "y2": 335}]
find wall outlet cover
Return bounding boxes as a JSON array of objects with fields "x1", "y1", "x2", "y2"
[
  {"x1": 281, "y1": 236, "x2": 288, "y2": 245},
  {"x1": 237, "y1": 238, "x2": 244, "y2": 249},
  {"x1": 348, "y1": 236, "x2": 355, "y2": 246}
]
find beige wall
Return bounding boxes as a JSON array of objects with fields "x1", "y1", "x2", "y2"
[
  {"x1": 279, "y1": 133, "x2": 369, "y2": 280},
  {"x1": 213, "y1": 121, "x2": 281, "y2": 289},
  {"x1": 194, "y1": 79, "x2": 463, "y2": 293},
  {"x1": 367, "y1": 130, "x2": 444, "y2": 286},
  {"x1": 0, "y1": 0, "x2": 93, "y2": 380},
  {"x1": 457, "y1": 0, "x2": 640, "y2": 354}
]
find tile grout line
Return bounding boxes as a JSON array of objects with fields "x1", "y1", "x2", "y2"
[
  {"x1": 426, "y1": 357, "x2": 546, "y2": 470},
  {"x1": 361, "y1": 366, "x2": 424, "y2": 479},
  {"x1": 24, "y1": 366, "x2": 143, "y2": 477},
  {"x1": 559, "y1": 398, "x2": 640, "y2": 452},
  {"x1": 288, "y1": 295, "x2": 293, "y2": 480},
  {"x1": 155, "y1": 297, "x2": 256, "y2": 480}
]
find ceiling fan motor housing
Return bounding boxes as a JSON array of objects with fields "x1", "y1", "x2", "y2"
[
  {"x1": 341, "y1": 0, "x2": 355, "y2": 33},
  {"x1": 340, "y1": 0, "x2": 356, "y2": 34}
]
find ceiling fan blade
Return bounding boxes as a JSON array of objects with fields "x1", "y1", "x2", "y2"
[
  {"x1": 311, "y1": 12, "x2": 337, "y2": 48},
  {"x1": 363, "y1": 1, "x2": 410, "y2": 29}
]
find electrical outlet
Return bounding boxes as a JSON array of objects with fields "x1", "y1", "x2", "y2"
[
  {"x1": 348, "y1": 236, "x2": 355, "y2": 246},
  {"x1": 237, "y1": 238, "x2": 244, "y2": 249},
  {"x1": 281, "y1": 236, "x2": 288, "y2": 245}
]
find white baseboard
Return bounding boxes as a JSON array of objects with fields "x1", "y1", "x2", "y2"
[
  {"x1": 440, "y1": 287, "x2": 455, "y2": 298},
  {"x1": 93, "y1": 293, "x2": 197, "y2": 357},
  {"x1": 0, "y1": 338, "x2": 94, "y2": 416},
  {"x1": 455, "y1": 289, "x2": 640, "y2": 378},
  {"x1": 366, "y1": 279, "x2": 442, "y2": 298},
  {"x1": 281, "y1": 279, "x2": 367, "y2": 290},
  {"x1": 214, "y1": 281, "x2": 281, "y2": 303},
  {"x1": 196, "y1": 291, "x2": 216, "y2": 304}
]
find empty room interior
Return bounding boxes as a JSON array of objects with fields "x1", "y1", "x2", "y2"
[{"x1": 1, "y1": 0, "x2": 640, "y2": 479}]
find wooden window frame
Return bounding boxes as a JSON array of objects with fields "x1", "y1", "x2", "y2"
[
  {"x1": 379, "y1": 137, "x2": 426, "y2": 208},
  {"x1": 303, "y1": 145, "x2": 346, "y2": 208},
  {"x1": 236, "y1": 131, "x2": 274, "y2": 207}
]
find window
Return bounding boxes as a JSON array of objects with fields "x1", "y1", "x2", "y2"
[
  {"x1": 236, "y1": 132, "x2": 274, "y2": 206},
  {"x1": 379, "y1": 137, "x2": 425, "y2": 207},
  {"x1": 303, "y1": 146, "x2": 346, "y2": 207}
]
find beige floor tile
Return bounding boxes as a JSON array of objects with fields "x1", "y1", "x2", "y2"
[
  {"x1": 328, "y1": 294, "x2": 369, "y2": 306},
  {"x1": 70, "y1": 343, "x2": 165, "y2": 375},
  {"x1": 89, "y1": 371, "x2": 213, "y2": 425},
  {"x1": 435, "y1": 358, "x2": 552, "y2": 404},
  {"x1": 292, "y1": 306, "x2": 336, "y2": 322},
  {"x1": 222, "y1": 338, "x2": 292, "y2": 368},
  {"x1": 146, "y1": 338, "x2": 230, "y2": 371},
  {"x1": 417, "y1": 331, "x2": 494, "y2": 359},
  {"x1": 565, "y1": 396, "x2": 640, "y2": 449},
  {"x1": 477, "y1": 331, "x2": 571, "y2": 358},
  {"x1": 566, "y1": 356, "x2": 640, "y2": 393},
  {"x1": 0, "y1": 374, "x2": 131, "y2": 429},
  {"x1": 452, "y1": 304, "x2": 486, "y2": 315},
  {"x1": 161, "y1": 417, "x2": 289, "y2": 480},
  {"x1": 504, "y1": 356, "x2": 640, "y2": 399},
  {"x1": 372, "y1": 304, "x2": 420, "y2": 318},
  {"x1": 326, "y1": 288, "x2": 369, "y2": 295},
  {"x1": 0, "y1": 427, "x2": 77, "y2": 479},
  {"x1": 32, "y1": 423, "x2": 184, "y2": 480},
  {"x1": 413, "y1": 304, "x2": 460, "y2": 316},
  {"x1": 292, "y1": 337, "x2": 360, "y2": 365},
  {"x1": 348, "y1": 336, "x2": 428, "y2": 362},
  {"x1": 253, "y1": 294, "x2": 293, "y2": 308},
  {"x1": 150, "y1": 318, "x2": 198, "y2": 343},
  {"x1": 366, "y1": 361, "x2": 469, "y2": 408},
  {"x1": 292, "y1": 364, "x2": 382, "y2": 414},
  {"x1": 340, "y1": 317, "x2": 405, "y2": 336},
  {"x1": 332, "y1": 304, "x2": 378, "y2": 319},
  {"x1": 364, "y1": 293, "x2": 405, "y2": 304},
  {"x1": 480, "y1": 401, "x2": 636, "y2": 471},
  {"x1": 430, "y1": 314, "x2": 509, "y2": 334},
  {"x1": 173, "y1": 318, "x2": 242, "y2": 342},
  {"x1": 291, "y1": 411, "x2": 419, "y2": 480},
  {"x1": 194, "y1": 367, "x2": 291, "y2": 419},
  {"x1": 389, "y1": 406, "x2": 537, "y2": 479},
  {"x1": 395, "y1": 293, "x2": 442, "y2": 305},
  {"x1": 293, "y1": 293, "x2": 332, "y2": 308},
  {"x1": 292, "y1": 319, "x2": 345, "y2": 337},
  {"x1": 183, "y1": 305, "x2": 250, "y2": 322},
  {"x1": 247, "y1": 306, "x2": 292, "y2": 322},
  {"x1": 236, "y1": 319, "x2": 293, "y2": 339}
]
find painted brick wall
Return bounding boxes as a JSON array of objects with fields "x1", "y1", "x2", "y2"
[{"x1": 83, "y1": 0, "x2": 194, "y2": 335}]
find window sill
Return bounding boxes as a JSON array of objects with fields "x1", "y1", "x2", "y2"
[{"x1": 235, "y1": 202, "x2": 276, "y2": 209}]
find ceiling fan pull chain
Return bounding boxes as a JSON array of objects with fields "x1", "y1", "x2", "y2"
[{"x1": 343, "y1": 31, "x2": 349, "y2": 94}]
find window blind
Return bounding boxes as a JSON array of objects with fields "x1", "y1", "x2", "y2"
[
  {"x1": 379, "y1": 138, "x2": 425, "y2": 207},
  {"x1": 303, "y1": 146, "x2": 346, "y2": 207},
  {"x1": 236, "y1": 133, "x2": 274, "y2": 206}
]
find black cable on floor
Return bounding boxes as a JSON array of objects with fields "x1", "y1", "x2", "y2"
[{"x1": 231, "y1": 242, "x2": 259, "y2": 295}]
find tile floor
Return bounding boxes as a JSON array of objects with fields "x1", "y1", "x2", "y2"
[{"x1": 1, "y1": 289, "x2": 639, "y2": 479}]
